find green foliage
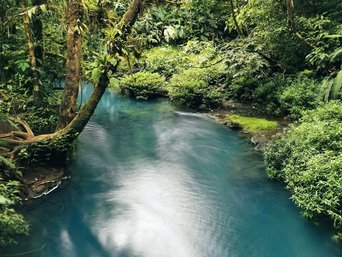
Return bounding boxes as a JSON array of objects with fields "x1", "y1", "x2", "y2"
[
  {"x1": 279, "y1": 76, "x2": 322, "y2": 118},
  {"x1": 228, "y1": 115, "x2": 278, "y2": 133},
  {"x1": 0, "y1": 79, "x2": 60, "y2": 134},
  {"x1": 264, "y1": 102, "x2": 342, "y2": 240},
  {"x1": 125, "y1": 41, "x2": 228, "y2": 109},
  {"x1": 167, "y1": 65, "x2": 226, "y2": 109},
  {"x1": 0, "y1": 179, "x2": 29, "y2": 246},
  {"x1": 329, "y1": 70, "x2": 342, "y2": 100},
  {"x1": 0, "y1": 156, "x2": 15, "y2": 172},
  {"x1": 141, "y1": 41, "x2": 221, "y2": 77},
  {"x1": 20, "y1": 96, "x2": 61, "y2": 134},
  {"x1": 142, "y1": 46, "x2": 188, "y2": 79},
  {"x1": 85, "y1": 53, "x2": 119, "y2": 84},
  {"x1": 233, "y1": 0, "x2": 342, "y2": 74},
  {"x1": 217, "y1": 39, "x2": 272, "y2": 103},
  {"x1": 120, "y1": 72, "x2": 167, "y2": 100},
  {"x1": 134, "y1": 1, "x2": 229, "y2": 46},
  {"x1": 252, "y1": 74, "x2": 287, "y2": 114}
]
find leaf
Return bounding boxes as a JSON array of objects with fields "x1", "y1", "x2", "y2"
[
  {"x1": 330, "y1": 47, "x2": 342, "y2": 63},
  {"x1": 27, "y1": 6, "x2": 37, "y2": 19},
  {"x1": 91, "y1": 67, "x2": 102, "y2": 82},
  {"x1": 329, "y1": 70, "x2": 342, "y2": 100},
  {"x1": 108, "y1": 58, "x2": 117, "y2": 66},
  {"x1": 178, "y1": 27, "x2": 186, "y2": 39},
  {"x1": 40, "y1": 4, "x2": 47, "y2": 13},
  {"x1": 164, "y1": 26, "x2": 177, "y2": 41},
  {"x1": 0, "y1": 195, "x2": 12, "y2": 205},
  {"x1": 322, "y1": 79, "x2": 333, "y2": 103},
  {"x1": 323, "y1": 34, "x2": 342, "y2": 39},
  {"x1": 109, "y1": 77, "x2": 119, "y2": 88}
]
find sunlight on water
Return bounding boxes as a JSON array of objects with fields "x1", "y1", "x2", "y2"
[{"x1": 5, "y1": 87, "x2": 342, "y2": 257}]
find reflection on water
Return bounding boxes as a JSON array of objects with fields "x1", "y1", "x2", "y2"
[{"x1": 4, "y1": 87, "x2": 341, "y2": 257}]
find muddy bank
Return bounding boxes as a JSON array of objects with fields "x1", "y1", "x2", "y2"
[{"x1": 20, "y1": 166, "x2": 68, "y2": 200}]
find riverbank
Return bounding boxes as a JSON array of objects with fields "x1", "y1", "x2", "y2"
[{"x1": 203, "y1": 100, "x2": 290, "y2": 150}]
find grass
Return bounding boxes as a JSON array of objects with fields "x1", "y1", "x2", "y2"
[{"x1": 228, "y1": 114, "x2": 278, "y2": 133}]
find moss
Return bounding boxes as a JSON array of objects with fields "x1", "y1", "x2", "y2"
[{"x1": 228, "y1": 115, "x2": 278, "y2": 133}]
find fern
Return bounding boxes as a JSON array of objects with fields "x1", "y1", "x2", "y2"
[
  {"x1": 330, "y1": 47, "x2": 342, "y2": 63},
  {"x1": 322, "y1": 79, "x2": 334, "y2": 103},
  {"x1": 329, "y1": 70, "x2": 342, "y2": 100}
]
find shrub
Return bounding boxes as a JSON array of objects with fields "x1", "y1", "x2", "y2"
[
  {"x1": 142, "y1": 46, "x2": 188, "y2": 79},
  {"x1": 228, "y1": 76, "x2": 260, "y2": 103},
  {"x1": 264, "y1": 102, "x2": 342, "y2": 241},
  {"x1": 129, "y1": 41, "x2": 228, "y2": 108},
  {"x1": 120, "y1": 72, "x2": 167, "y2": 100},
  {"x1": 222, "y1": 39, "x2": 271, "y2": 103},
  {"x1": 252, "y1": 74, "x2": 288, "y2": 114},
  {"x1": 167, "y1": 64, "x2": 227, "y2": 109},
  {"x1": 142, "y1": 41, "x2": 221, "y2": 80},
  {"x1": 0, "y1": 179, "x2": 29, "y2": 246},
  {"x1": 279, "y1": 76, "x2": 322, "y2": 118}
]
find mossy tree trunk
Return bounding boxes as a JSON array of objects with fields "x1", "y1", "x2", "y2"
[
  {"x1": 287, "y1": 0, "x2": 295, "y2": 29},
  {"x1": 20, "y1": 0, "x2": 41, "y2": 104},
  {"x1": 0, "y1": 0, "x2": 144, "y2": 166},
  {"x1": 56, "y1": 0, "x2": 84, "y2": 130},
  {"x1": 228, "y1": 0, "x2": 244, "y2": 36},
  {"x1": 32, "y1": 0, "x2": 45, "y2": 67}
]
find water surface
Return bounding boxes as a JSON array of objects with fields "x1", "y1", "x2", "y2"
[{"x1": 4, "y1": 87, "x2": 342, "y2": 257}]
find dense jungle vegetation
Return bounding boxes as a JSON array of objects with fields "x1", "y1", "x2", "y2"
[{"x1": 0, "y1": 0, "x2": 341, "y2": 246}]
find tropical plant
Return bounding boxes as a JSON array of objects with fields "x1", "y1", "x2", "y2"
[
  {"x1": 264, "y1": 102, "x2": 342, "y2": 241},
  {"x1": 0, "y1": 179, "x2": 29, "y2": 246},
  {"x1": 279, "y1": 76, "x2": 322, "y2": 118},
  {"x1": 120, "y1": 72, "x2": 167, "y2": 99}
]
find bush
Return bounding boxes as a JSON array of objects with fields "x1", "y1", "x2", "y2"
[
  {"x1": 142, "y1": 41, "x2": 221, "y2": 79},
  {"x1": 279, "y1": 76, "x2": 323, "y2": 118},
  {"x1": 222, "y1": 39, "x2": 271, "y2": 103},
  {"x1": 228, "y1": 76, "x2": 260, "y2": 103},
  {"x1": 167, "y1": 64, "x2": 227, "y2": 109},
  {"x1": 142, "y1": 46, "x2": 188, "y2": 79},
  {"x1": 264, "y1": 102, "x2": 342, "y2": 241},
  {"x1": 0, "y1": 179, "x2": 29, "y2": 246},
  {"x1": 120, "y1": 72, "x2": 167, "y2": 100},
  {"x1": 127, "y1": 41, "x2": 228, "y2": 108},
  {"x1": 252, "y1": 74, "x2": 288, "y2": 114}
]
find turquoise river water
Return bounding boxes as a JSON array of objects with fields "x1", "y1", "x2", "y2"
[{"x1": 3, "y1": 87, "x2": 342, "y2": 257}]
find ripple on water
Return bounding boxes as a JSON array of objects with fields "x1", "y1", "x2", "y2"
[{"x1": 6, "y1": 88, "x2": 341, "y2": 257}]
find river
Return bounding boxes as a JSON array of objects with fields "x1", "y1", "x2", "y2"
[{"x1": 4, "y1": 87, "x2": 342, "y2": 257}]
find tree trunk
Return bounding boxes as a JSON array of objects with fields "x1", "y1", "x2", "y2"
[
  {"x1": 20, "y1": 0, "x2": 41, "y2": 103},
  {"x1": 118, "y1": 0, "x2": 143, "y2": 35},
  {"x1": 0, "y1": 0, "x2": 145, "y2": 166},
  {"x1": 56, "y1": 0, "x2": 83, "y2": 130},
  {"x1": 0, "y1": 75, "x2": 108, "y2": 164},
  {"x1": 229, "y1": 0, "x2": 244, "y2": 36},
  {"x1": 287, "y1": 0, "x2": 294, "y2": 29},
  {"x1": 32, "y1": 0, "x2": 45, "y2": 66}
]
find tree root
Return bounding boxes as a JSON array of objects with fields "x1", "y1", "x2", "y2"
[
  {"x1": 9, "y1": 117, "x2": 35, "y2": 136},
  {"x1": 0, "y1": 116, "x2": 51, "y2": 162}
]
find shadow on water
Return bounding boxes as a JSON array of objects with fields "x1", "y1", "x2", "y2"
[{"x1": 3, "y1": 85, "x2": 342, "y2": 257}]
